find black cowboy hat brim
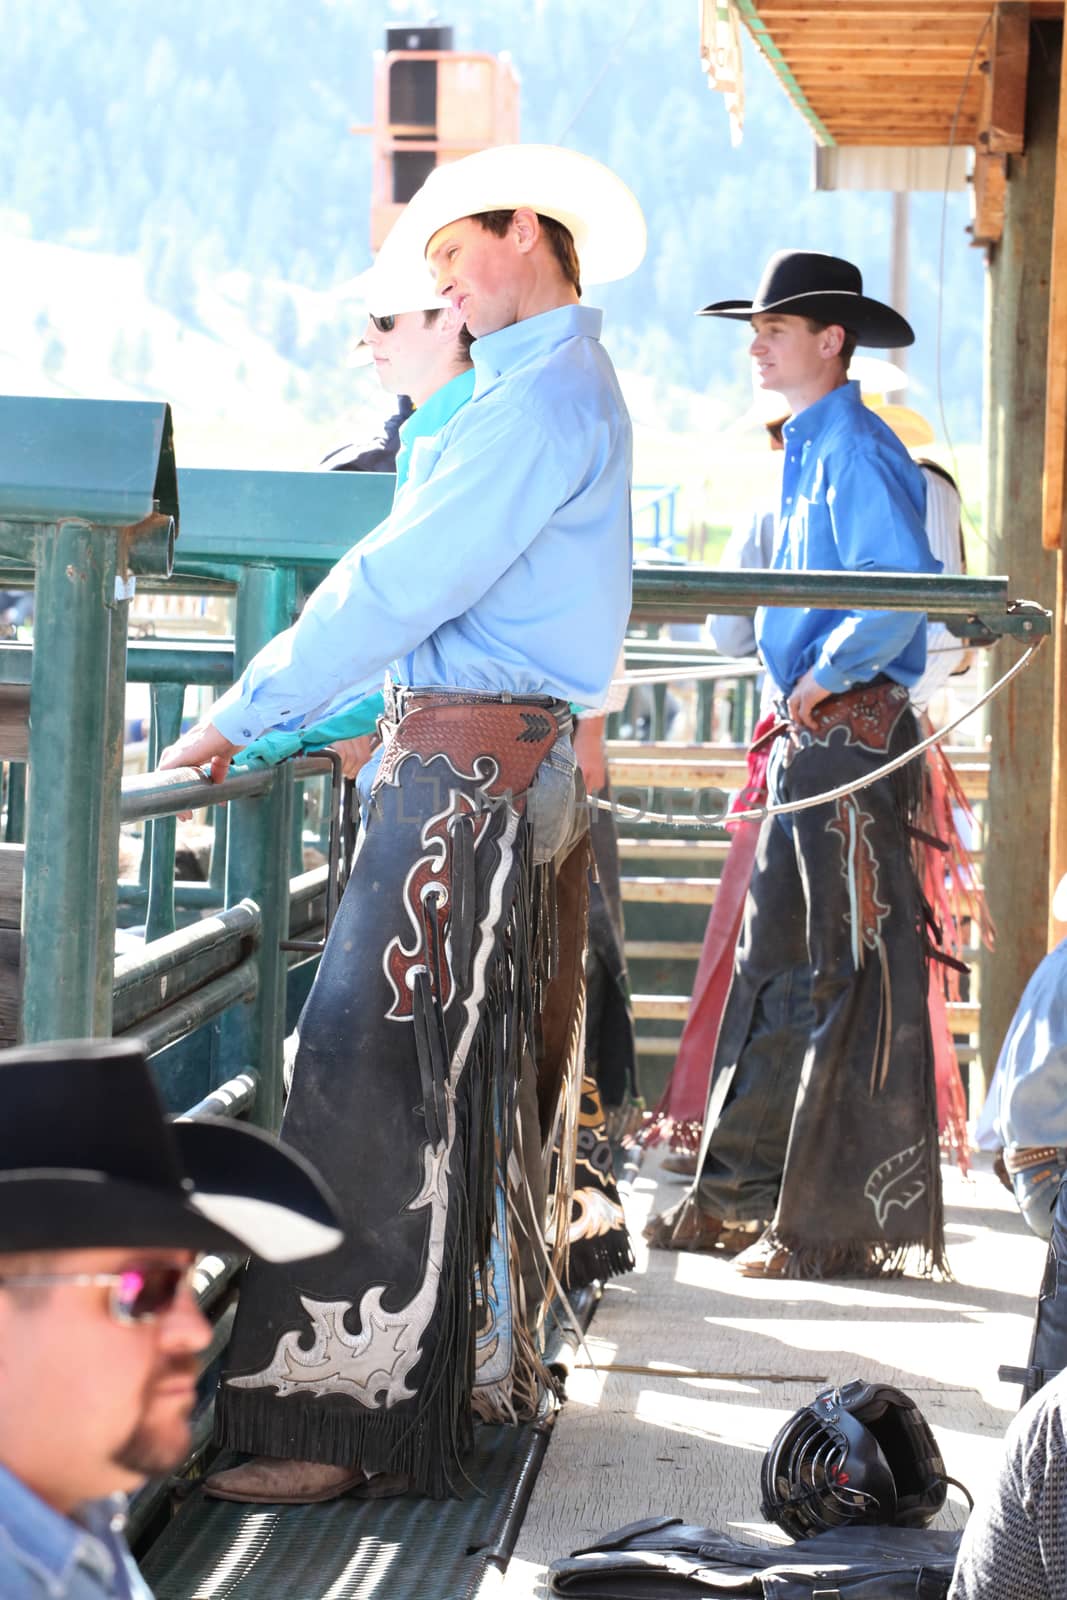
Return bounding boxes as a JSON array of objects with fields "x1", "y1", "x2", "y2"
[
  {"x1": 174, "y1": 1116, "x2": 344, "y2": 1263},
  {"x1": 0, "y1": 1118, "x2": 343, "y2": 1263},
  {"x1": 698, "y1": 290, "x2": 914, "y2": 350}
]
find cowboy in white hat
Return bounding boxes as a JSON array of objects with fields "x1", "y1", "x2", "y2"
[
  {"x1": 158, "y1": 144, "x2": 645, "y2": 1504},
  {"x1": 648, "y1": 249, "x2": 947, "y2": 1286},
  {"x1": 0, "y1": 1037, "x2": 343, "y2": 1598}
]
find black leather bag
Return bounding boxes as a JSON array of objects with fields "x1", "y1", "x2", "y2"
[{"x1": 549, "y1": 1516, "x2": 962, "y2": 1598}]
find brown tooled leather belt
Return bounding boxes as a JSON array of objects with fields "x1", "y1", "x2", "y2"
[
  {"x1": 374, "y1": 686, "x2": 571, "y2": 803},
  {"x1": 1004, "y1": 1145, "x2": 1067, "y2": 1175},
  {"x1": 383, "y1": 679, "x2": 570, "y2": 729}
]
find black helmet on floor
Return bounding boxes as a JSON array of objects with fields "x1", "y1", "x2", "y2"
[{"x1": 760, "y1": 1380, "x2": 948, "y2": 1539}]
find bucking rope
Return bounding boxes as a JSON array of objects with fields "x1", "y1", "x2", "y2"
[{"x1": 594, "y1": 631, "x2": 1045, "y2": 832}]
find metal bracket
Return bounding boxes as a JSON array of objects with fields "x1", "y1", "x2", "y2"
[{"x1": 945, "y1": 600, "x2": 1052, "y2": 643}]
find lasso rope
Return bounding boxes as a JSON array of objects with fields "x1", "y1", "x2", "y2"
[{"x1": 594, "y1": 634, "x2": 1044, "y2": 831}]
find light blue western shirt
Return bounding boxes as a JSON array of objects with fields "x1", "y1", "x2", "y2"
[
  {"x1": 232, "y1": 366, "x2": 478, "y2": 767},
  {"x1": 755, "y1": 381, "x2": 939, "y2": 697},
  {"x1": 0, "y1": 1468, "x2": 152, "y2": 1599},
  {"x1": 977, "y1": 938, "x2": 1067, "y2": 1151},
  {"x1": 212, "y1": 305, "x2": 632, "y2": 746}
]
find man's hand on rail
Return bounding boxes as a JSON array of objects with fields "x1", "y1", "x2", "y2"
[
  {"x1": 326, "y1": 733, "x2": 379, "y2": 780},
  {"x1": 158, "y1": 721, "x2": 243, "y2": 787},
  {"x1": 786, "y1": 669, "x2": 832, "y2": 731}
]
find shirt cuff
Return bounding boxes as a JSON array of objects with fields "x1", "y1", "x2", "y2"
[
  {"x1": 811, "y1": 660, "x2": 854, "y2": 696},
  {"x1": 211, "y1": 684, "x2": 270, "y2": 746}
]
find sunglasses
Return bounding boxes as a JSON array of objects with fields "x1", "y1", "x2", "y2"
[
  {"x1": 0, "y1": 1262, "x2": 195, "y2": 1325},
  {"x1": 369, "y1": 314, "x2": 396, "y2": 334}
]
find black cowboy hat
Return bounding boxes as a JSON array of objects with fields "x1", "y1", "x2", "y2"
[
  {"x1": 0, "y1": 1037, "x2": 344, "y2": 1262},
  {"x1": 698, "y1": 250, "x2": 914, "y2": 350}
]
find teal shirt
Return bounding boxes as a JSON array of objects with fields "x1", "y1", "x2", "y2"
[
  {"x1": 395, "y1": 367, "x2": 476, "y2": 489},
  {"x1": 235, "y1": 368, "x2": 477, "y2": 769}
]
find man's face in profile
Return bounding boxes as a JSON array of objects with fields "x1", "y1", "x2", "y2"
[{"x1": 428, "y1": 216, "x2": 520, "y2": 338}]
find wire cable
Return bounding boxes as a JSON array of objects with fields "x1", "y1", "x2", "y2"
[
  {"x1": 936, "y1": 9, "x2": 994, "y2": 551},
  {"x1": 555, "y1": 0, "x2": 652, "y2": 143},
  {"x1": 593, "y1": 631, "x2": 1043, "y2": 830}
]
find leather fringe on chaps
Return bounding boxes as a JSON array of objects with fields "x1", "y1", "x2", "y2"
[{"x1": 215, "y1": 710, "x2": 566, "y2": 1497}]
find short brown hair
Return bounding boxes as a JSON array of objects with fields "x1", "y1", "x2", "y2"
[
  {"x1": 473, "y1": 210, "x2": 582, "y2": 297},
  {"x1": 805, "y1": 318, "x2": 857, "y2": 372},
  {"x1": 422, "y1": 308, "x2": 474, "y2": 359}
]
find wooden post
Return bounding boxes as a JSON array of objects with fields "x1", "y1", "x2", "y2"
[
  {"x1": 981, "y1": 19, "x2": 1061, "y2": 1078},
  {"x1": 1044, "y1": 15, "x2": 1067, "y2": 551},
  {"x1": 1051, "y1": 541, "x2": 1067, "y2": 945},
  {"x1": 1047, "y1": 19, "x2": 1067, "y2": 941}
]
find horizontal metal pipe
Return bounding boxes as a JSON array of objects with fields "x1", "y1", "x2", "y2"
[
  {"x1": 191, "y1": 1250, "x2": 242, "y2": 1311},
  {"x1": 114, "y1": 901, "x2": 258, "y2": 991},
  {"x1": 121, "y1": 958, "x2": 258, "y2": 1055},
  {"x1": 112, "y1": 901, "x2": 260, "y2": 1033},
  {"x1": 121, "y1": 754, "x2": 332, "y2": 824},
  {"x1": 125, "y1": 515, "x2": 175, "y2": 578},
  {"x1": 122, "y1": 765, "x2": 272, "y2": 821},
  {"x1": 179, "y1": 1070, "x2": 258, "y2": 1122},
  {"x1": 126, "y1": 641, "x2": 235, "y2": 685},
  {"x1": 289, "y1": 863, "x2": 329, "y2": 909},
  {"x1": 118, "y1": 860, "x2": 324, "y2": 914},
  {"x1": 117, "y1": 881, "x2": 220, "y2": 909},
  {"x1": 631, "y1": 565, "x2": 1011, "y2": 616}
]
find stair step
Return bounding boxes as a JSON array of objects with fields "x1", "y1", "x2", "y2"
[
  {"x1": 634, "y1": 1035, "x2": 683, "y2": 1056},
  {"x1": 621, "y1": 877, "x2": 718, "y2": 904},
  {"x1": 626, "y1": 940, "x2": 704, "y2": 961},
  {"x1": 633, "y1": 995, "x2": 691, "y2": 1021},
  {"x1": 617, "y1": 838, "x2": 729, "y2": 860}
]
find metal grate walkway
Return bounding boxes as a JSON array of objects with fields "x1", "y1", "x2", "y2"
[{"x1": 140, "y1": 1411, "x2": 552, "y2": 1600}]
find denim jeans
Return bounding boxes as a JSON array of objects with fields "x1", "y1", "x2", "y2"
[
  {"x1": 1011, "y1": 1151, "x2": 1067, "y2": 1240},
  {"x1": 358, "y1": 729, "x2": 577, "y2": 865}
]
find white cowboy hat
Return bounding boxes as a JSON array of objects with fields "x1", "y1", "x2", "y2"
[
  {"x1": 363, "y1": 225, "x2": 452, "y2": 318},
  {"x1": 393, "y1": 143, "x2": 647, "y2": 288},
  {"x1": 346, "y1": 231, "x2": 453, "y2": 367},
  {"x1": 850, "y1": 355, "x2": 911, "y2": 397}
]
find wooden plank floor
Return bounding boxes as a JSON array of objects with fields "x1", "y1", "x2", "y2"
[{"x1": 485, "y1": 1150, "x2": 1047, "y2": 1597}]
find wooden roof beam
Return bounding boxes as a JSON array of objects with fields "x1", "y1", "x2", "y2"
[
  {"x1": 978, "y1": 2, "x2": 1030, "y2": 155},
  {"x1": 799, "y1": 64, "x2": 1004, "y2": 78},
  {"x1": 798, "y1": 94, "x2": 985, "y2": 111},
  {"x1": 765, "y1": 21, "x2": 1001, "y2": 38}
]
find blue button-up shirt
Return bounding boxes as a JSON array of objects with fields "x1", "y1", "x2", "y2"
[
  {"x1": 212, "y1": 304, "x2": 633, "y2": 745},
  {"x1": 755, "y1": 381, "x2": 938, "y2": 697},
  {"x1": 977, "y1": 938, "x2": 1067, "y2": 1150},
  {"x1": 0, "y1": 1468, "x2": 152, "y2": 1599}
]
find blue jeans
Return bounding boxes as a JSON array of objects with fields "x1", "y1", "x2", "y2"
[{"x1": 1011, "y1": 1151, "x2": 1067, "y2": 1240}]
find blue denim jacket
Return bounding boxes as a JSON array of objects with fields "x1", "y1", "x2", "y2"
[{"x1": 0, "y1": 1467, "x2": 153, "y2": 1599}]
